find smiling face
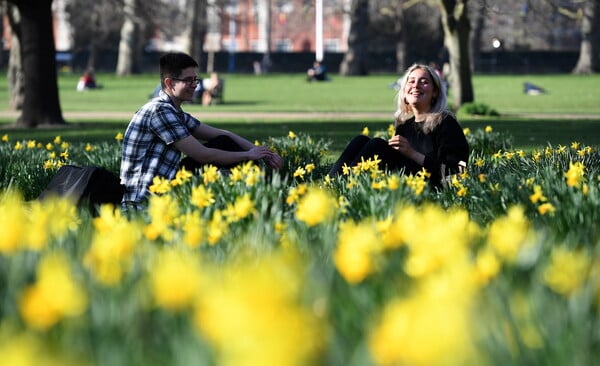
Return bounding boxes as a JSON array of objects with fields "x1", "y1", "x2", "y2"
[
  {"x1": 167, "y1": 66, "x2": 199, "y2": 105},
  {"x1": 403, "y1": 67, "x2": 438, "y2": 112}
]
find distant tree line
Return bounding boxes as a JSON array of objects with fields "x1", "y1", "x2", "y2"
[{"x1": 1, "y1": 0, "x2": 598, "y2": 127}]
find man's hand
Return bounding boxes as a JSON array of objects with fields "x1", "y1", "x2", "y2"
[
  {"x1": 247, "y1": 146, "x2": 284, "y2": 170},
  {"x1": 263, "y1": 150, "x2": 284, "y2": 170}
]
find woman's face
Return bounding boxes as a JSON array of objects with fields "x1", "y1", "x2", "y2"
[{"x1": 403, "y1": 68, "x2": 437, "y2": 111}]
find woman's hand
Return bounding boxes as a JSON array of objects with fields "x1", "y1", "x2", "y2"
[
  {"x1": 388, "y1": 135, "x2": 413, "y2": 156},
  {"x1": 388, "y1": 135, "x2": 425, "y2": 166}
]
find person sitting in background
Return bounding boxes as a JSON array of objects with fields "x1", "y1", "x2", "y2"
[
  {"x1": 306, "y1": 61, "x2": 329, "y2": 82},
  {"x1": 192, "y1": 81, "x2": 205, "y2": 104},
  {"x1": 328, "y1": 63, "x2": 469, "y2": 188},
  {"x1": 149, "y1": 84, "x2": 162, "y2": 99},
  {"x1": 253, "y1": 61, "x2": 262, "y2": 75},
  {"x1": 77, "y1": 68, "x2": 101, "y2": 91},
  {"x1": 201, "y1": 72, "x2": 223, "y2": 106}
]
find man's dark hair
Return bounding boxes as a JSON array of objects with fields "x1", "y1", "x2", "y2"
[{"x1": 159, "y1": 52, "x2": 198, "y2": 87}]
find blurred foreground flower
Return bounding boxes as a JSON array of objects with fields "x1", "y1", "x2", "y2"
[
  {"x1": 84, "y1": 205, "x2": 142, "y2": 285},
  {"x1": 398, "y1": 205, "x2": 479, "y2": 278},
  {"x1": 486, "y1": 206, "x2": 531, "y2": 263},
  {"x1": 0, "y1": 329, "x2": 86, "y2": 366},
  {"x1": 19, "y1": 253, "x2": 88, "y2": 330},
  {"x1": 334, "y1": 220, "x2": 380, "y2": 283},
  {"x1": 0, "y1": 191, "x2": 27, "y2": 254},
  {"x1": 543, "y1": 247, "x2": 591, "y2": 297},
  {"x1": 564, "y1": 161, "x2": 585, "y2": 188},
  {"x1": 295, "y1": 187, "x2": 337, "y2": 227},
  {"x1": 194, "y1": 253, "x2": 324, "y2": 366},
  {"x1": 151, "y1": 247, "x2": 203, "y2": 311},
  {"x1": 369, "y1": 267, "x2": 480, "y2": 366}
]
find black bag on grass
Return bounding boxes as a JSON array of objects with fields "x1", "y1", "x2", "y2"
[{"x1": 38, "y1": 165, "x2": 124, "y2": 213}]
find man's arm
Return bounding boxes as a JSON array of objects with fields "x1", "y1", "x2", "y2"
[
  {"x1": 188, "y1": 124, "x2": 284, "y2": 169},
  {"x1": 191, "y1": 124, "x2": 256, "y2": 150},
  {"x1": 174, "y1": 135, "x2": 280, "y2": 167}
]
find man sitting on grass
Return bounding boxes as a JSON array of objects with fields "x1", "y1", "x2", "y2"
[{"x1": 120, "y1": 52, "x2": 283, "y2": 211}]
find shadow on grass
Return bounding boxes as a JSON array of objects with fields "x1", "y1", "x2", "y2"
[
  {"x1": 184, "y1": 100, "x2": 261, "y2": 107},
  {"x1": 0, "y1": 122, "x2": 129, "y2": 144},
  {"x1": 1, "y1": 118, "x2": 599, "y2": 151},
  {"x1": 461, "y1": 119, "x2": 600, "y2": 149}
]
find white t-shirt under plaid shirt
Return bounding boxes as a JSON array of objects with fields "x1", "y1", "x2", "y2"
[{"x1": 120, "y1": 90, "x2": 201, "y2": 204}]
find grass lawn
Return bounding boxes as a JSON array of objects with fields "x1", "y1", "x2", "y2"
[{"x1": 0, "y1": 72, "x2": 599, "y2": 150}]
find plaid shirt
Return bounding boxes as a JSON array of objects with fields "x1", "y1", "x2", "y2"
[{"x1": 120, "y1": 90, "x2": 201, "y2": 203}]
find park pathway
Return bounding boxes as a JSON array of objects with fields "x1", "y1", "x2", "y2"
[
  {"x1": 1, "y1": 110, "x2": 599, "y2": 122},
  {"x1": 0, "y1": 110, "x2": 393, "y2": 121}
]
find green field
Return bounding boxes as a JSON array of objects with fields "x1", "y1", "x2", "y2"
[
  {"x1": 1, "y1": 72, "x2": 599, "y2": 150},
  {"x1": 1, "y1": 73, "x2": 599, "y2": 366}
]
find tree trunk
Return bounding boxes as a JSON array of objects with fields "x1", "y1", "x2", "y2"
[
  {"x1": 8, "y1": 31, "x2": 24, "y2": 111},
  {"x1": 86, "y1": 11, "x2": 100, "y2": 70},
  {"x1": 438, "y1": 0, "x2": 474, "y2": 108},
  {"x1": 339, "y1": 0, "x2": 369, "y2": 76},
  {"x1": 393, "y1": 2, "x2": 406, "y2": 74},
  {"x1": 185, "y1": 0, "x2": 206, "y2": 66},
  {"x1": 0, "y1": 3, "x2": 4, "y2": 70},
  {"x1": 6, "y1": 3, "x2": 24, "y2": 111},
  {"x1": 572, "y1": 0, "x2": 600, "y2": 74},
  {"x1": 7, "y1": 0, "x2": 64, "y2": 127},
  {"x1": 257, "y1": 0, "x2": 272, "y2": 73},
  {"x1": 116, "y1": 0, "x2": 140, "y2": 76},
  {"x1": 469, "y1": 1, "x2": 485, "y2": 72}
]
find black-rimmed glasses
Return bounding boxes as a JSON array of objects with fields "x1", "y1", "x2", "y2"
[{"x1": 172, "y1": 77, "x2": 201, "y2": 85}]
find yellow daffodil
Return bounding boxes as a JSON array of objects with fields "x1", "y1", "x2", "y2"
[
  {"x1": 369, "y1": 268, "x2": 479, "y2": 366},
  {"x1": 170, "y1": 167, "x2": 193, "y2": 187},
  {"x1": 529, "y1": 185, "x2": 547, "y2": 203},
  {"x1": 543, "y1": 247, "x2": 591, "y2": 296},
  {"x1": 293, "y1": 166, "x2": 306, "y2": 179},
  {"x1": 202, "y1": 165, "x2": 220, "y2": 184},
  {"x1": 19, "y1": 253, "x2": 88, "y2": 330},
  {"x1": 207, "y1": 210, "x2": 228, "y2": 245},
  {"x1": 224, "y1": 193, "x2": 256, "y2": 223},
  {"x1": 387, "y1": 124, "x2": 395, "y2": 137},
  {"x1": 191, "y1": 184, "x2": 215, "y2": 208},
  {"x1": 151, "y1": 248, "x2": 202, "y2": 311},
  {"x1": 487, "y1": 206, "x2": 530, "y2": 263},
  {"x1": 84, "y1": 207, "x2": 141, "y2": 285},
  {"x1": 537, "y1": 202, "x2": 555, "y2": 215},
  {"x1": 295, "y1": 187, "x2": 336, "y2": 227},
  {"x1": 148, "y1": 176, "x2": 172, "y2": 194},
  {"x1": 564, "y1": 161, "x2": 585, "y2": 187},
  {"x1": 334, "y1": 221, "x2": 380, "y2": 283},
  {"x1": 194, "y1": 254, "x2": 323, "y2": 366},
  {"x1": 0, "y1": 191, "x2": 26, "y2": 253}
]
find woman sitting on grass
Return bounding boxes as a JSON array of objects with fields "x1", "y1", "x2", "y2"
[{"x1": 328, "y1": 63, "x2": 469, "y2": 187}]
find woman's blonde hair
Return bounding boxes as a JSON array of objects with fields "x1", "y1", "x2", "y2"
[{"x1": 393, "y1": 63, "x2": 450, "y2": 133}]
